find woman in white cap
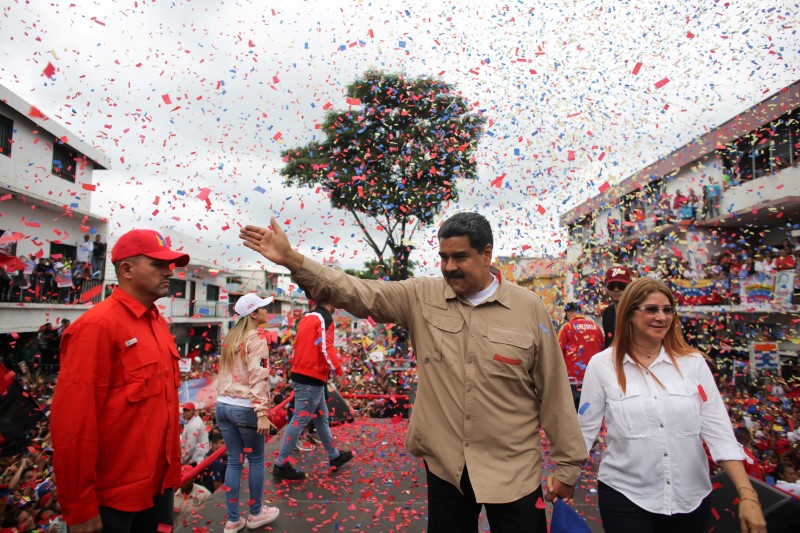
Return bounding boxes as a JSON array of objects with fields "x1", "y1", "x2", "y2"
[{"x1": 216, "y1": 293, "x2": 280, "y2": 532}]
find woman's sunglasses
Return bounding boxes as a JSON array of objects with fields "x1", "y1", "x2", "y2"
[{"x1": 635, "y1": 305, "x2": 677, "y2": 315}]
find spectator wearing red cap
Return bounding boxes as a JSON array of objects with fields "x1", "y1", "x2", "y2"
[
  {"x1": 180, "y1": 402, "x2": 209, "y2": 466},
  {"x1": 601, "y1": 266, "x2": 632, "y2": 349},
  {"x1": 51, "y1": 229, "x2": 189, "y2": 533}
]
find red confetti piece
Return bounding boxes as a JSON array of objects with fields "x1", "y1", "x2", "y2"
[
  {"x1": 81, "y1": 183, "x2": 96, "y2": 191},
  {"x1": 654, "y1": 77, "x2": 670, "y2": 89},
  {"x1": 346, "y1": 97, "x2": 361, "y2": 105},
  {"x1": 28, "y1": 106, "x2": 45, "y2": 119},
  {"x1": 489, "y1": 174, "x2": 506, "y2": 187},
  {"x1": 599, "y1": 182, "x2": 610, "y2": 193},
  {"x1": 698, "y1": 384, "x2": 708, "y2": 402},
  {"x1": 42, "y1": 62, "x2": 56, "y2": 78},
  {"x1": 686, "y1": 31, "x2": 695, "y2": 39},
  {"x1": 162, "y1": 94, "x2": 172, "y2": 104},
  {"x1": 535, "y1": 497, "x2": 546, "y2": 509},
  {"x1": 536, "y1": 204, "x2": 546, "y2": 215},
  {"x1": 78, "y1": 284, "x2": 102, "y2": 305},
  {"x1": 632, "y1": 62, "x2": 642, "y2": 75}
]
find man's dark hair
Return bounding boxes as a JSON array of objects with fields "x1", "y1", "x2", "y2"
[
  {"x1": 437, "y1": 212, "x2": 493, "y2": 252},
  {"x1": 774, "y1": 462, "x2": 794, "y2": 481}
]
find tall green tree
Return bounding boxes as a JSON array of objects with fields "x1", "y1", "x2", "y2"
[{"x1": 280, "y1": 70, "x2": 485, "y2": 280}]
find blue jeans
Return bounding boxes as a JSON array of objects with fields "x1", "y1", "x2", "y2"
[
  {"x1": 276, "y1": 381, "x2": 339, "y2": 466},
  {"x1": 215, "y1": 402, "x2": 265, "y2": 521}
]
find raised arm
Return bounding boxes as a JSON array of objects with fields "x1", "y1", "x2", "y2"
[{"x1": 240, "y1": 217, "x2": 305, "y2": 273}]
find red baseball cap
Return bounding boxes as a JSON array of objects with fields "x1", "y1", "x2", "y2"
[
  {"x1": 111, "y1": 229, "x2": 190, "y2": 266},
  {"x1": 182, "y1": 402, "x2": 196, "y2": 411},
  {"x1": 604, "y1": 266, "x2": 632, "y2": 286}
]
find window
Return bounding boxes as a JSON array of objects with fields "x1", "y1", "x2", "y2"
[
  {"x1": 52, "y1": 142, "x2": 78, "y2": 182},
  {"x1": 0, "y1": 115, "x2": 12, "y2": 157},
  {"x1": 169, "y1": 278, "x2": 187, "y2": 298},
  {"x1": 49, "y1": 243, "x2": 76, "y2": 262},
  {"x1": 206, "y1": 284, "x2": 220, "y2": 301}
]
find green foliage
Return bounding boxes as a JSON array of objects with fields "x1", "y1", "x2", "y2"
[
  {"x1": 344, "y1": 258, "x2": 416, "y2": 280},
  {"x1": 281, "y1": 70, "x2": 485, "y2": 280}
]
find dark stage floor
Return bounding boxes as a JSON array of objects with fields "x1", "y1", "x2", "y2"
[{"x1": 175, "y1": 417, "x2": 604, "y2": 532}]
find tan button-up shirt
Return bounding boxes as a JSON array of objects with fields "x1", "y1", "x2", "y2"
[{"x1": 294, "y1": 258, "x2": 587, "y2": 503}]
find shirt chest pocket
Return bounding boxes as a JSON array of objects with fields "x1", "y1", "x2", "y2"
[
  {"x1": 484, "y1": 327, "x2": 533, "y2": 379},
  {"x1": 665, "y1": 381, "x2": 702, "y2": 437},
  {"x1": 420, "y1": 306, "x2": 464, "y2": 365},
  {"x1": 119, "y1": 342, "x2": 164, "y2": 402},
  {"x1": 604, "y1": 384, "x2": 650, "y2": 439}
]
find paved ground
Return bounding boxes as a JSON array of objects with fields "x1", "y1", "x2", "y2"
[{"x1": 176, "y1": 417, "x2": 604, "y2": 532}]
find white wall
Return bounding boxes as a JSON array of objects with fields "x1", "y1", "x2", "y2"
[
  {"x1": 0, "y1": 106, "x2": 98, "y2": 213},
  {"x1": 0, "y1": 200, "x2": 106, "y2": 259}
]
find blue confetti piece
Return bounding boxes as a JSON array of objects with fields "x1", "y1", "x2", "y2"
[
  {"x1": 199, "y1": 308, "x2": 209, "y2": 315},
  {"x1": 254, "y1": 186, "x2": 266, "y2": 194},
  {"x1": 399, "y1": 41, "x2": 406, "y2": 48},
  {"x1": 579, "y1": 402, "x2": 590, "y2": 415},
  {"x1": 314, "y1": 338, "x2": 322, "y2": 345}
]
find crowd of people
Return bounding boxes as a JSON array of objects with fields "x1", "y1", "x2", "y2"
[
  {"x1": 1, "y1": 221, "x2": 799, "y2": 533},
  {"x1": 575, "y1": 235, "x2": 800, "y2": 314},
  {"x1": 0, "y1": 235, "x2": 106, "y2": 304}
]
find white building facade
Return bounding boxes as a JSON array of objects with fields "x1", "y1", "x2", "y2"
[{"x1": 560, "y1": 80, "x2": 800, "y2": 379}]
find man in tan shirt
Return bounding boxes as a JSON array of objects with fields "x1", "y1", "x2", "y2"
[{"x1": 240, "y1": 212, "x2": 587, "y2": 533}]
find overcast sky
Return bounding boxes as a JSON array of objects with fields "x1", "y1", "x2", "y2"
[{"x1": 1, "y1": 0, "x2": 798, "y2": 275}]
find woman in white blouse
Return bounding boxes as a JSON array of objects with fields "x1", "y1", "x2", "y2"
[{"x1": 579, "y1": 277, "x2": 765, "y2": 533}]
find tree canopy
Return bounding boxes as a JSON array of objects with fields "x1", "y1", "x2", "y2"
[{"x1": 280, "y1": 70, "x2": 485, "y2": 280}]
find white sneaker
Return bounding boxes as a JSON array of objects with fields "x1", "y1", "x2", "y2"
[
  {"x1": 246, "y1": 506, "x2": 280, "y2": 528},
  {"x1": 295, "y1": 441, "x2": 314, "y2": 452},
  {"x1": 224, "y1": 517, "x2": 246, "y2": 533}
]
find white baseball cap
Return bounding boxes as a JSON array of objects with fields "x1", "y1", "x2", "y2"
[{"x1": 234, "y1": 293, "x2": 274, "y2": 317}]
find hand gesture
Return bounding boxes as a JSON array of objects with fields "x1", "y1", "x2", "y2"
[{"x1": 239, "y1": 217, "x2": 304, "y2": 272}]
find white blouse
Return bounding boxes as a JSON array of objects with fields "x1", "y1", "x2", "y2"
[{"x1": 579, "y1": 347, "x2": 744, "y2": 515}]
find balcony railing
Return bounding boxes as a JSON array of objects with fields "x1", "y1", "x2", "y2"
[
  {"x1": 0, "y1": 275, "x2": 103, "y2": 305},
  {"x1": 169, "y1": 299, "x2": 230, "y2": 318}
]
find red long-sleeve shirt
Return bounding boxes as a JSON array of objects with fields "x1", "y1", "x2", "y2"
[
  {"x1": 558, "y1": 315, "x2": 604, "y2": 382},
  {"x1": 291, "y1": 308, "x2": 343, "y2": 382},
  {"x1": 51, "y1": 287, "x2": 182, "y2": 525}
]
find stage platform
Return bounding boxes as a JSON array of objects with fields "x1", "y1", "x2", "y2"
[{"x1": 175, "y1": 417, "x2": 604, "y2": 532}]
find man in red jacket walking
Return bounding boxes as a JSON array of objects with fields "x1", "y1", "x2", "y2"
[
  {"x1": 558, "y1": 302, "x2": 604, "y2": 409},
  {"x1": 51, "y1": 229, "x2": 189, "y2": 532},
  {"x1": 272, "y1": 301, "x2": 353, "y2": 480}
]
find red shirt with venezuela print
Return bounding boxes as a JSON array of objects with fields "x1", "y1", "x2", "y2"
[{"x1": 558, "y1": 314, "x2": 604, "y2": 383}]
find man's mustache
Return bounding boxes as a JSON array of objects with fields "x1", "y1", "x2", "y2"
[{"x1": 445, "y1": 271, "x2": 465, "y2": 279}]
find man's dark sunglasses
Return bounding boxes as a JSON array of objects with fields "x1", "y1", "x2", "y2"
[{"x1": 606, "y1": 282, "x2": 628, "y2": 291}]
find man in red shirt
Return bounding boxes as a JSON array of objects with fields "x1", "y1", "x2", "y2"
[
  {"x1": 272, "y1": 301, "x2": 353, "y2": 481},
  {"x1": 558, "y1": 302, "x2": 604, "y2": 409},
  {"x1": 51, "y1": 229, "x2": 189, "y2": 533}
]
